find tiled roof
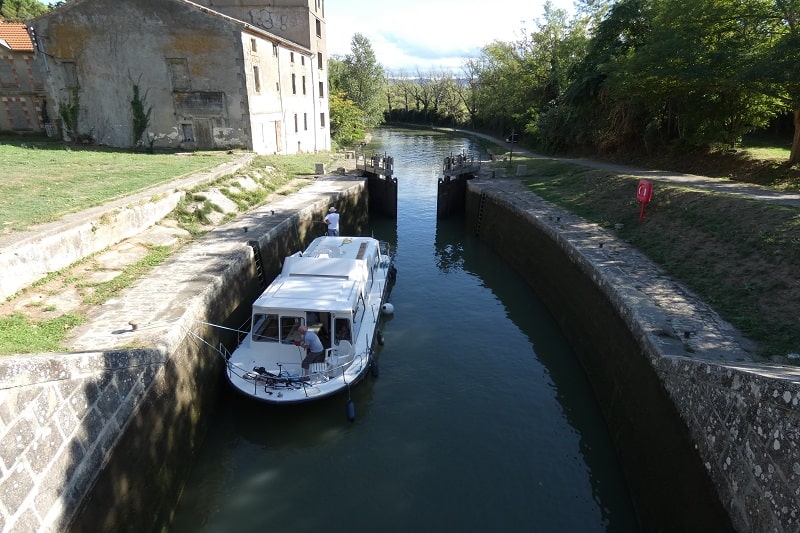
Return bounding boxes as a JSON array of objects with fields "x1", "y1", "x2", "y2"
[{"x1": 0, "y1": 22, "x2": 34, "y2": 52}]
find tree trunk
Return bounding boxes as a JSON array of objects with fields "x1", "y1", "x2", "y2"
[{"x1": 791, "y1": 108, "x2": 800, "y2": 164}]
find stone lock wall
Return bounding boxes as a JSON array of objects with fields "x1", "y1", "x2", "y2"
[{"x1": 467, "y1": 180, "x2": 800, "y2": 532}]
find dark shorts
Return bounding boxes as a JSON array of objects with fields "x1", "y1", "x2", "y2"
[
  {"x1": 301, "y1": 350, "x2": 324, "y2": 369},
  {"x1": 327, "y1": 229, "x2": 339, "y2": 236}
]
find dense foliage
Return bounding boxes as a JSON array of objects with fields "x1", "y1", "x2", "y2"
[
  {"x1": 328, "y1": 33, "x2": 386, "y2": 147},
  {"x1": 0, "y1": 0, "x2": 49, "y2": 20},
  {"x1": 342, "y1": 0, "x2": 800, "y2": 161}
]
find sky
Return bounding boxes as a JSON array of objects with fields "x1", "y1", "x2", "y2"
[{"x1": 326, "y1": 0, "x2": 576, "y2": 74}]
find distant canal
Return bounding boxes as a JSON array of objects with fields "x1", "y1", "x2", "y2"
[{"x1": 170, "y1": 127, "x2": 639, "y2": 532}]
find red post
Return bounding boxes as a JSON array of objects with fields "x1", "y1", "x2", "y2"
[{"x1": 636, "y1": 180, "x2": 653, "y2": 223}]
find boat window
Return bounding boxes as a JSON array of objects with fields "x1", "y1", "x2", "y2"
[
  {"x1": 252, "y1": 313, "x2": 279, "y2": 342},
  {"x1": 281, "y1": 315, "x2": 304, "y2": 342},
  {"x1": 352, "y1": 295, "x2": 365, "y2": 339},
  {"x1": 334, "y1": 318, "x2": 351, "y2": 343}
]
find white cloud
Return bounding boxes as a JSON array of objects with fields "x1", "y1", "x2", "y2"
[{"x1": 326, "y1": 0, "x2": 575, "y2": 74}]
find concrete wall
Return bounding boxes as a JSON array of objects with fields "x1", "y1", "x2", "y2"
[
  {"x1": 466, "y1": 180, "x2": 800, "y2": 532},
  {"x1": 30, "y1": 0, "x2": 329, "y2": 153},
  {"x1": 0, "y1": 177, "x2": 368, "y2": 532},
  {"x1": 33, "y1": 0, "x2": 247, "y2": 149}
]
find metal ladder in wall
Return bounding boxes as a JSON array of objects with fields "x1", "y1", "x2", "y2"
[
  {"x1": 474, "y1": 192, "x2": 487, "y2": 236},
  {"x1": 248, "y1": 240, "x2": 268, "y2": 289}
]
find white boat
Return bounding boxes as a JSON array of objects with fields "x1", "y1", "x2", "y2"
[{"x1": 221, "y1": 235, "x2": 396, "y2": 405}]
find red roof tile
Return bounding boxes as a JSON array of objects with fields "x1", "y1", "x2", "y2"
[{"x1": 0, "y1": 22, "x2": 34, "y2": 52}]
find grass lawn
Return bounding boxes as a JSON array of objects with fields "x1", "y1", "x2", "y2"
[
  {"x1": 0, "y1": 143, "x2": 350, "y2": 354},
  {"x1": 0, "y1": 142, "x2": 237, "y2": 232},
  {"x1": 486, "y1": 149, "x2": 800, "y2": 359}
]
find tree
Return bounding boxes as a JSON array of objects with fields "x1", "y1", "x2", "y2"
[
  {"x1": 468, "y1": 1, "x2": 587, "y2": 143},
  {"x1": 751, "y1": 0, "x2": 800, "y2": 163},
  {"x1": 330, "y1": 33, "x2": 386, "y2": 130},
  {"x1": 0, "y1": 0, "x2": 49, "y2": 20},
  {"x1": 458, "y1": 58, "x2": 484, "y2": 129},
  {"x1": 474, "y1": 41, "x2": 526, "y2": 135},
  {"x1": 606, "y1": 0, "x2": 780, "y2": 150},
  {"x1": 328, "y1": 92, "x2": 365, "y2": 146},
  {"x1": 556, "y1": 0, "x2": 657, "y2": 151},
  {"x1": 517, "y1": 1, "x2": 589, "y2": 144}
]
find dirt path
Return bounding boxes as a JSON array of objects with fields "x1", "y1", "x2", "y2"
[{"x1": 455, "y1": 128, "x2": 800, "y2": 207}]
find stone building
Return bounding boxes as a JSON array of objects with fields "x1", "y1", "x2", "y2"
[
  {"x1": 30, "y1": 0, "x2": 330, "y2": 153},
  {"x1": 0, "y1": 20, "x2": 47, "y2": 134}
]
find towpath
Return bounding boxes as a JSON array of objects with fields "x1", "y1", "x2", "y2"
[{"x1": 451, "y1": 128, "x2": 800, "y2": 208}]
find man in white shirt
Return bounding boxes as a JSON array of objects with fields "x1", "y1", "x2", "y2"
[{"x1": 324, "y1": 206, "x2": 340, "y2": 236}]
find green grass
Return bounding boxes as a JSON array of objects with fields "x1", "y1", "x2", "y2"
[
  {"x1": 0, "y1": 146, "x2": 349, "y2": 354},
  {"x1": 496, "y1": 154, "x2": 800, "y2": 358},
  {"x1": 0, "y1": 312, "x2": 86, "y2": 354},
  {"x1": 739, "y1": 136, "x2": 792, "y2": 160},
  {"x1": 256, "y1": 153, "x2": 335, "y2": 176},
  {"x1": 0, "y1": 246, "x2": 172, "y2": 354},
  {"x1": 0, "y1": 143, "x2": 236, "y2": 231}
]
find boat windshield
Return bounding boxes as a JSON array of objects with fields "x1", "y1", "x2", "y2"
[{"x1": 252, "y1": 313, "x2": 304, "y2": 343}]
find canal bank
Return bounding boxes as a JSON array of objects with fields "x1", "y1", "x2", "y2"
[
  {"x1": 0, "y1": 174, "x2": 370, "y2": 533},
  {"x1": 1, "y1": 151, "x2": 796, "y2": 532},
  {"x1": 466, "y1": 177, "x2": 800, "y2": 533}
]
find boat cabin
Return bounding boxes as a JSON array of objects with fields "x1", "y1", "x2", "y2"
[{"x1": 247, "y1": 236, "x2": 385, "y2": 353}]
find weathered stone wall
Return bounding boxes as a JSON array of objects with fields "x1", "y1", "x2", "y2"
[
  {"x1": 466, "y1": 180, "x2": 800, "y2": 532},
  {"x1": 655, "y1": 358, "x2": 800, "y2": 533},
  {"x1": 0, "y1": 177, "x2": 368, "y2": 532}
]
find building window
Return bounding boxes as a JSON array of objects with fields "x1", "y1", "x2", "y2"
[
  {"x1": 251, "y1": 38, "x2": 257, "y2": 52},
  {"x1": 166, "y1": 58, "x2": 190, "y2": 90},
  {"x1": 63, "y1": 61, "x2": 79, "y2": 88},
  {"x1": 317, "y1": 52, "x2": 323, "y2": 69},
  {"x1": 290, "y1": 52, "x2": 294, "y2": 63},
  {"x1": 291, "y1": 73, "x2": 296, "y2": 94},
  {"x1": 318, "y1": 81, "x2": 324, "y2": 97},
  {"x1": 253, "y1": 66, "x2": 261, "y2": 93},
  {"x1": 294, "y1": 114, "x2": 298, "y2": 132},
  {"x1": 302, "y1": 75, "x2": 306, "y2": 95},
  {"x1": 181, "y1": 123, "x2": 194, "y2": 142},
  {"x1": 301, "y1": 56, "x2": 305, "y2": 66},
  {"x1": 315, "y1": 19, "x2": 321, "y2": 37},
  {"x1": 304, "y1": 113, "x2": 308, "y2": 131},
  {"x1": 273, "y1": 43, "x2": 278, "y2": 57},
  {"x1": 320, "y1": 113, "x2": 325, "y2": 127}
]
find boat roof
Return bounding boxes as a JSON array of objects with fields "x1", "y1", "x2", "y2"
[
  {"x1": 253, "y1": 277, "x2": 359, "y2": 313},
  {"x1": 302, "y1": 235, "x2": 380, "y2": 262},
  {"x1": 252, "y1": 235, "x2": 381, "y2": 314}
]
